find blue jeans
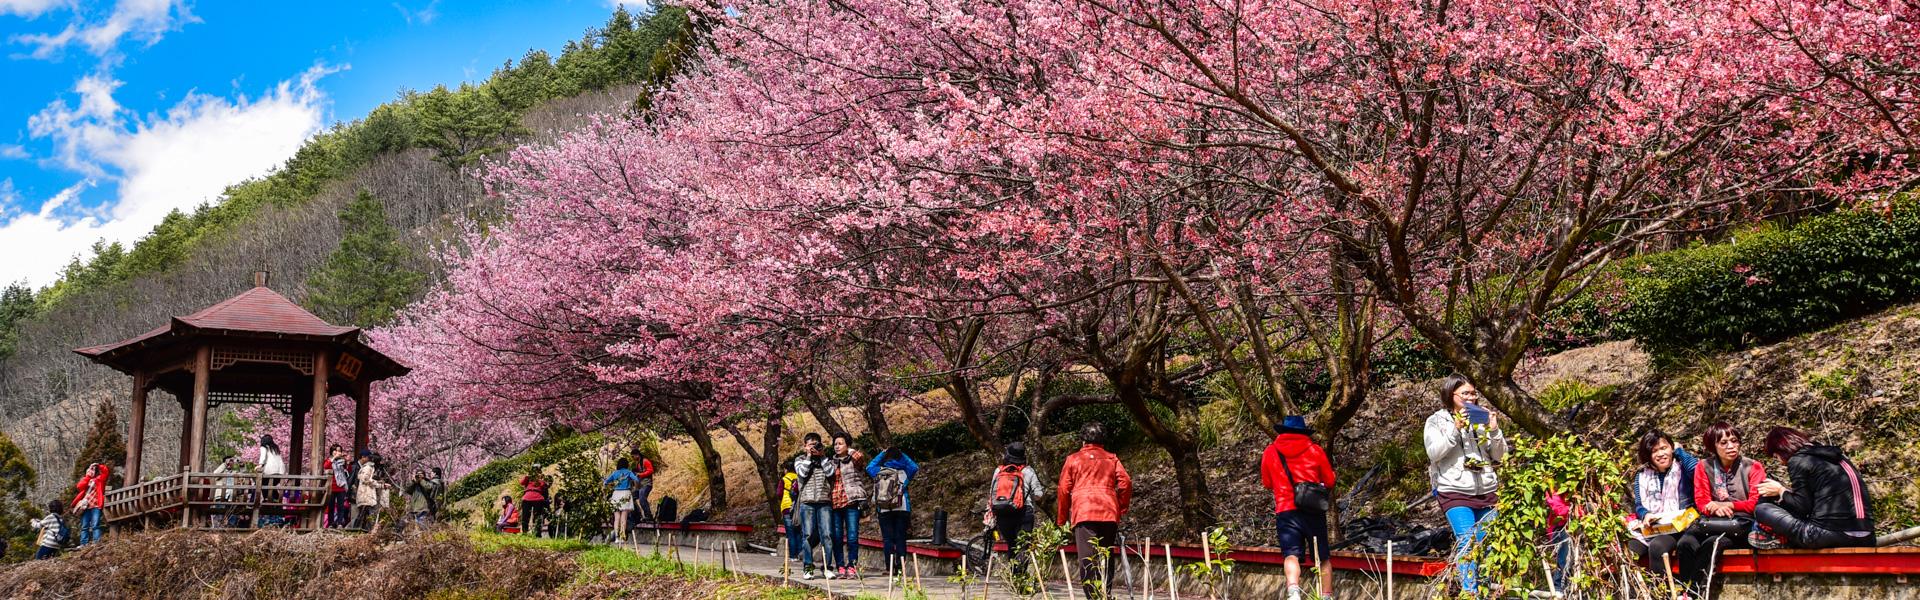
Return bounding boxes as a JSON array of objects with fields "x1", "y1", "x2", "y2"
[
  {"x1": 78, "y1": 508, "x2": 103, "y2": 545},
  {"x1": 34, "y1": 545, "x2": 57, "y2": 560},
  {"x1": 784, "y1": 511, "x2": 805, "y2": 560},
  {"x1": 1445, "y1": 506, "x2": 1497, "y2": 593},
  {"x1": 878, "y1": 510, "x2": 911, "y2": 576},
  {"x1": 797, "y1": 502, "x2": 832, "y2": 569},
  {"x1": 831, "y1": 506, "x2": 861, "y2": 568}
]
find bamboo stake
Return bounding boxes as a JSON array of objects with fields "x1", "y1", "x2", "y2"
[
  {"x1": 1386, "y1": 541, "x2": 1394, "y2": 600},
  {"x1": 1544, "y1": 556, "x2": 1560, "y2": 598},
  {"x1": 1032, "y1": 550, "x2": 1054, "y2": 600},
  {"x1": 783, "y1": 528, "x2": 791, "y2": 587},
  {"x1": 1663, "y1": 553, "x2": 1678, "y2": 600},
  {"x1": 914, "y1": 552, "x2": 924, "y2": 593},
  {"x1": 1142, "y1": 538, "x2": 1153, "y2": 600},
  {"x1": 1062, "y1": 548, "x2": 1079, "y2": 600},
  {"x1": 1165, "y1": 543, "x2": 1178, "y2": 600},
  {"x1": 963, "y1": 553, "x2": 971, "y2": 599}
]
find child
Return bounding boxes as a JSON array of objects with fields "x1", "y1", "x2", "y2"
[{"x1": 30, "y1": 500, "x2": 66, "y2": 560}]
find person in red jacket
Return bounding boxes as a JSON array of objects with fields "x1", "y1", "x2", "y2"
[
  {"x1": 631, "y1": 449, "x2": 657, "y2": 524},
  {"x1": 71, "y1": 462, "x2": 110, "y2": 545},
  {"x1": 1692, "y1": 422, "x2": 1768, "y2": 560},
  {"x1": 1259, "y1": 416, "x2": 1335, "y2": 600},
  {"x1": 1056, "y1": 421, "x2": 1132, "y2": 600}
]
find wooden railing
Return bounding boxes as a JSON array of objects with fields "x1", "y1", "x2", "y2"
[{"x1": 105, "y1": 471, "x2": 332, "y2": 531}]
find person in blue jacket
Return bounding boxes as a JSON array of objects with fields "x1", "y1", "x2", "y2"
[
  {"x1": 603, "y1": 458, "x2": 641, "y2": 543},
  {"x1": 866, "y1": 447, "x2": 920, "y2": 581},
  {"x1": 1626, "y1": 430, "x2": 1706, "y2": 595}
]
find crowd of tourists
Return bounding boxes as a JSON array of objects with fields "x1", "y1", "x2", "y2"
[{"x1": 748, "y1": 375, "x2": 1877, "y2": 600}]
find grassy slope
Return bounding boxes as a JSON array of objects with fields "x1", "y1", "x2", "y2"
[{"x1": 466, "y1": 303, "x2": 1920, "y2": 551}]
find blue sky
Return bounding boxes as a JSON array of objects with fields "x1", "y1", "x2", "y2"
[{"x1": 0, "y1": 0, "x2": 636, "y2": 287}]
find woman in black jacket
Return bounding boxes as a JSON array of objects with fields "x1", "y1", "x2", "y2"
[{"x1": 1753, "y1": 427, "x2": 1876, "y2": 549}]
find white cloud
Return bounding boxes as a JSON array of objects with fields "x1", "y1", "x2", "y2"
[
  {"x1": 0, "y1": 0, "x2": 67, "y2": 18},
  {"x1": 0, "y1": 145, "x2": 27, "y2": 160},
  {"x1": 10, "y1": 0, "x2": 193, "y2": 60},
  {"x1": 0, "y1": 65, "x2": 337, "y2": 287},
  {"x1": 392, "y1": 0, "x2": 440, "y2": 26}
]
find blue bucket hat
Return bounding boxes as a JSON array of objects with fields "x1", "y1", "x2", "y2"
[{"x1": 1276, "y1": 415, "x2": 1315, "y2": 435}]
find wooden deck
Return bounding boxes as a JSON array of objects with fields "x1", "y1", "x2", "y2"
[{"x1": 107, "y1": 471, "x2": 332, "y2": 531}]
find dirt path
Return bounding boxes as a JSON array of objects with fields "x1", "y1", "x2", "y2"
[{"x1": 654, "y1": 540, "x2": 1148, "y2": 600}]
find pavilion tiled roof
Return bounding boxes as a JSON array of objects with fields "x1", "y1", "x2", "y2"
[{"x1": 75, "y1": 287, "x2": 358, "y2": 357}]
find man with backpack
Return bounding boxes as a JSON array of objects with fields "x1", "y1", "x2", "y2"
[
  {"x1": 867, "y1": 445, "x2": 919, "y2": 582},
  {"x1": 1260, "y1": 415, "x2": 1337, "y2": 600},
  {"x1": 1057, "y1": 422, "x2": 1132, "y2": 600},
  {"x1": 986, "y1": 442, "x2": 1046, "y2": 578},
  {"x1": 31, "y1": 500, "x2": 68, "y2": 560},
  {"x1": 792, "y1": 433, "x2": 838, "y2": 579}
]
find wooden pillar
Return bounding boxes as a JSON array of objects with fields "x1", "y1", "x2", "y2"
[
  {"x1": 352, "y1": 380, "x2": 370, "y2": 456},
  {"x1": 290, "y1": 400, "x2": 306, "y2": 476},
  {"x1": 126, "y1": 371, "x2": 148, "y2": 486},
  {"x1": 309, "y1": 351, "x2": 329, "y2": 475},
  {"x1": 177, "y1": 397, "x2": 192, "y2": 470},
  {"x1": 188, "y1": 345, "x2": 212, "y2": 472}
]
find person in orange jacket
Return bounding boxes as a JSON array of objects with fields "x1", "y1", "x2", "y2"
[
  {"x1": 1260, "y1": 416, "x2": 1335, "y2": 600},
  {"x1": 71, "y1": 462, "x2": 110, "y2": 546},
  {"x1": 1056, "y1": 421, "x2": 1132, "y2": 599}
]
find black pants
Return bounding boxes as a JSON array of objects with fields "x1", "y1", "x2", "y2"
[
  {"x1": 992, "y1": 506, "x2": 1036, "y2": 574},
  {"x1": 1627, "y1": 530, "x2": 1707, "y2": 589},
  {"x1": 879, "y1": 510, "x2": 911, "y2": 576},
  {"x1": 1755, "y1": 503, "x2": 1875, "y2": 549},
  {"x1": 1073, "y1": 521, "x2": 1119, "y2": 600},
  {"x1": 521, "y1": 500, "x2": 548, "y2": 536}
]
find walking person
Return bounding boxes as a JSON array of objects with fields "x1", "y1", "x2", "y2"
[
  {"x1": 782, "y1": 460, "x2": 804, "y2": 563},
  {"x1": 829, "y1": 434, "x2": 869, "y2": 579},
  {"x1": 631, "y1": 449, "x2": 657, "y2": 524},
  {"x1": 323, "y1": 446, "x2": 351, "y2": 528},
  {"x1": 1260, "y1": 416, "x2": 1335, "y2": 600},
  {"x1": 30, "y1": 500, "x2": 66, "y2": 560},
  {"x1": 604, "y1": 458, "x2": 641, "y2": 543},
  {"x1": 520, "y1": 465, "x2": 552, "y2": 537},
  {"x1": 792, "y1": 433, "x2": 837, "y2": 579},
  {"x1": 1625, "y1": 430, "x2": 1707, "y2": 595},
  {"x1": 257, "y1": 435, "x2": 287, "y2": 502},
  {"x1": 985, "y1": 442, "x2": 1045, "y2": 579},
  {"x1": 1753, "y1": 427, "x2": 1876, "y2": 549},
  {"x1": 427, "y1": 467, "x2": 446, "y2": 521},
  {"x1": 353, "y1": 452, "x2": 390, "y2": 531},
  {"x1": 867, "y1": 445, "x2": 920, "y2": 582},
  {"x1": 1057, "y1": 422, "x2": 1133, "y2": 600},
  {"x1": 1424, "y1": 376, "x2": 1508, "y2": 596},
  {"x1": 71, "y1": 462, "x2": 109, "y2": 546}
]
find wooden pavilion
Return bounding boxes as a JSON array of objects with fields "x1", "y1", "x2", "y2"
[{"x1": 73, "y1": 273, "x2": 409, "y2": 530}]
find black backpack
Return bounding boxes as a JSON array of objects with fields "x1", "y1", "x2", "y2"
[
  {"x1": 53, "y1": 516, "x2": 72, "y2": 547},
  {"x1": 657, "y1": 496, "x2": 679, "y2": 523}
]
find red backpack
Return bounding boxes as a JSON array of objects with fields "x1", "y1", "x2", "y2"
[{"x1": 990, "y1": 465, "x2": 1026, "y2": 511}]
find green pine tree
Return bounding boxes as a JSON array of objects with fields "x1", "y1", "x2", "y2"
[
  {"x1": 71, "y1": 400, "x2": 127, "y2": 489},
  {"x1": 0, "y1": 282, "x2": 34, "y2": 360},
  {"x1": 0, "y1": 431, "x2": 38, "y2": 563},
  {"x1": 303, "y1": 191, "x2": 427, "y2": 326}
]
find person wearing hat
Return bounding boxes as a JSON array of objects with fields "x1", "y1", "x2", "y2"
[
  {"x1": 984, "y1": 442, "x2": 1047, "y2": 578},
  {"x1": 1260, "y1": 415, "x2": 1336, "y2": 600}
]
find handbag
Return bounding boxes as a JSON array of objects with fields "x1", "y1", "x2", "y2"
[
  {"x1": 1693, "y1": 516, "x2": 1752, "y2": 536},
  {"x1": 1276, "y1": 450, "x2": 1333, "y2": 513}
]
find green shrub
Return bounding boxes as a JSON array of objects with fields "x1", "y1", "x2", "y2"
[
  {"x1": 1535, "y1": 379, "x2": 1616, "y2": 413},
  {"x1": 1614, "y1": 199, "x2": 1920, "y2": 362},
  {"x1": 445, "y1": 432, "x2": 605, "y2": 504}
]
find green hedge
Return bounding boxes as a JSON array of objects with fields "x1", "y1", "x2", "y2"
[
  {"x1": 444, "y1": 432, "x2": 605, "y2": 504},
  {"x1": 1613, "y1": 199, "x2": 1920, "y2": 361}
]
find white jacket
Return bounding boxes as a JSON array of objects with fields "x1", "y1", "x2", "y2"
[{"x1": 1424, "y1": 409, "x2": 1508, "y2": 496}]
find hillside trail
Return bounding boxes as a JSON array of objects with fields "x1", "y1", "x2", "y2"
[{"x1": 647, "y1": 538, "x2": 1146, "y2": 600}]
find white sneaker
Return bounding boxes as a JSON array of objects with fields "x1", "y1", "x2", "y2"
[
  {"x1": 1287, "y1": 586, "x2": 1302, "y2": 600},
  {"x1": 803, "y1": 569, "x2": 817, "y2": 580},
  {"x1": 824, "y1": 569, "x2": 838, "y2": 580}
]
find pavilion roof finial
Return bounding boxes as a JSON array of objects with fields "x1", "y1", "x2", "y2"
[{"x1": 254, "y1": 270, "x2": 270, "y2": 288}]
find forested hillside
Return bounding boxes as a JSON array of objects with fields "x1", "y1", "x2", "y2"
[{"x1": 0, "y1": 5, "x2": 693, "y2": 499}]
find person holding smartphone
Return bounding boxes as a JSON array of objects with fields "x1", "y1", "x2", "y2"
[{"x1": 1425, "y1": 376, "x2": 1508, "y2": 595}]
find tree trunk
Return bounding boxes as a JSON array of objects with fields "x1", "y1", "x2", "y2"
[
  {"x1": 1110, "y1": 364, "x2": 1216, "y2": 534},
  {"x1": 857, "y1": 339, "x2": 892, "y2": 447},
  {"x1": 721, "y1": 407, "x2": 787, "y2": 526},
  {"x1": 798, "y1": 384, "x2": 850, "y2": 441},
  {"x1": 669, "y1": 408, "x2": 729, "y2": 511}
]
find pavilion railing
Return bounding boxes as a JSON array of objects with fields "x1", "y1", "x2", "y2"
[{"x1": 106, "y1": 471, "x2": 332, "y2": 531}]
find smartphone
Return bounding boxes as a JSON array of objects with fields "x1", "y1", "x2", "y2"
[{"x1": 1464, "y1": 403, "x2": 1491, "y2": 426}]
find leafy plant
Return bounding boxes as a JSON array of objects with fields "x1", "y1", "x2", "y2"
[
  {"x1": 1536, "y1": 380, "x2": 1617, "y2": 413},
  {"x1": 1477, "y1": 436, "x2": 1641, "y2": 598},
  {"x1": 1176, "y1": 526, "x2": 1235, "y2": 599}
]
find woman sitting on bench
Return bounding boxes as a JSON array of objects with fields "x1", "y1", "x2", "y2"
[{"x1": 1753, "y1": 427, "x2": 1876, "y2": 549}]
